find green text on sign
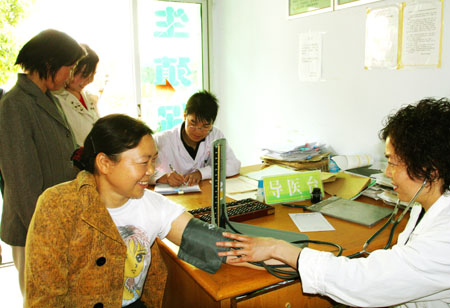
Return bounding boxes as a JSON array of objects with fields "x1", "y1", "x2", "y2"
[{"x1": 263, "y1": 170, "x2": 323, "y2": 204}]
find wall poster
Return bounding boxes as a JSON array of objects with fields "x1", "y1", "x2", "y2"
[
  {"x1": 364, "y1": 5, "x2": 401, "y2": 69},
  {"x1": 400, "y1": 0, "x2": 443, "y2": 68}
]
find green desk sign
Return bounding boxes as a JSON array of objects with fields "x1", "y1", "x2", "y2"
[{"x1": 262, "y1": 170, "x2": 323, "y2": 204}]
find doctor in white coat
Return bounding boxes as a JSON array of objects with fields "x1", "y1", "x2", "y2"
[
  {"x1": 217, "y1": 97, "x2": 450, "y2": 308},
  {"x1": 152, "y1": 90, "x2": 241, "y2": 187}
]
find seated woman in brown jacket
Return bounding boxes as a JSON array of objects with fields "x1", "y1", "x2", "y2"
[{"x1": 25, "y1": 114, "x2": 241, "y2": 308}]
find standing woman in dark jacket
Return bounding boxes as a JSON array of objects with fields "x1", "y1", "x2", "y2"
[{"x1": 0, "y1": 29, "x2": 85, "y2": 302}]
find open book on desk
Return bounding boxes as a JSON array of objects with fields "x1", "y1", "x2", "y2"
[{"x1": 154, "y1": 183, "x2": 201, "y2": 195}]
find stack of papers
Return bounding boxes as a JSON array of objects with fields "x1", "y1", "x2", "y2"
[
  {"x1": 344, "y1": 164, "x2": 412, "y2": 207},
  {"x1": 371, "y1": 173, "x2": 393, "y2": 188},
  {"x1": 261, "y1": 143, "x2": 328, "y2": 162}
]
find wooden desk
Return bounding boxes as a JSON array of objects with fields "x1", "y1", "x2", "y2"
[{"x1": 158, "y1": 166, "x2": 407, "y2": 308}]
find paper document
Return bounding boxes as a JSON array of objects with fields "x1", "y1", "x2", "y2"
[
  {"x1": 364, "y1": 5, "x2": 400, "y2": 69},
  {"x1": 289, "y1": 213, "x2": 335, "y2": 232},
  {"x1": 332, "y1": 154, "x2": 373, "y2": 171},
  {"x1": 299, "y1": 32, "x2": 322, "y2": 82},
  {"x1": 154, "y1": 183, "x2": 201, "y2": 195},
  {"x1": 226, "y1": 176, "x2": 258, "y2": 194},
  {"x1": 243, "y1": 165, "x2": 299, "y2": 181},
  {"x1": 401, "y1": 0, "x2": 443, "y2": 67},
  {"x1": 225, "y1": 176, "x2": 259, "y2": 200},
  {"x1": 227, "y1": 191, "x2": 259, "y2": 201}
]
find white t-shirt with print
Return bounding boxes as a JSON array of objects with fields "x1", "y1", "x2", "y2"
[{"x1": 107, "y1": 189, "x2": 185, "y2": 307}]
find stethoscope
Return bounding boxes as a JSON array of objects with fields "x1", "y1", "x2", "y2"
[
  {"x1": 347, "y1": 179, "x2": 427, "y2": 259},
  {"x1": 228, "y1": 180, "x2": 428, "y2": 279}
]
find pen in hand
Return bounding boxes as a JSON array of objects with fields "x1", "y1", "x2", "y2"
[{"x1": 168, "y1": 164, "x2": 186, "y2": 186}]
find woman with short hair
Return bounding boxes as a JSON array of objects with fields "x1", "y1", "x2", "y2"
[
  {"x1": 0, "y1": 29, "x2": 85, "y2": 302},
  {"x1": 25, "y1": 114, "x2": 238, "y2": 308},
  {"x1": 218, "y1": 97, "x2": 450, "y2": 308}
]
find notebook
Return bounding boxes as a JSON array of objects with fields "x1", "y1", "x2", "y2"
[{"x1": 306, "y1": 196, "x2": 393, "y2": 227}]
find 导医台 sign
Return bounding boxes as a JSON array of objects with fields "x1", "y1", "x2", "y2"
[{"x1": 262, "y1": 170, "x2": 323, "y2": 204}]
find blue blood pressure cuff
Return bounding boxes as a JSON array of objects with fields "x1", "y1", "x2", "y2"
[{"x1": 178, "y1": 218, "x2": 232, "y2": 274}]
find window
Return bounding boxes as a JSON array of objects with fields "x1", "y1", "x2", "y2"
[
  {"x1": 133, "y1": 0, "x2": 209, "y2": 132},
  {"x1": 2, "y1": 0, "x2": 209, "y2": 131}
]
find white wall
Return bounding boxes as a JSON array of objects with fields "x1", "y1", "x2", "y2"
[{"x1": 209, "y1": 0, "x2": 450, "y2": 166}]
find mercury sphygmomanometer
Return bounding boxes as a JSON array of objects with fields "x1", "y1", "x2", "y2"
[{"x1": 211, "y1": 139, "x2": 342, "y2": 280}]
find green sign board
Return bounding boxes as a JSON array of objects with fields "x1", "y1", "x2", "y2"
[
  {"x1": 262, "y1": 170, "x2": 323, "y2": 204},
  {"x1": 289, "y1": 0, "x2": 332, "y2": 16},
  {"x1": 337, "y1": 0, "x2": 358, "y2": 4}
]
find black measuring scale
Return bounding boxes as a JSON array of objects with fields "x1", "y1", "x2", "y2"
[
  {"x1": 209, "y1": 139, "x2": 308, "y2": 247},
  {"x1": 210, "y1": 138, "x2": 227, "y2": 227}
]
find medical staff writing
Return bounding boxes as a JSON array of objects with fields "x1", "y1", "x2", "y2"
[{"x1": 152, "y1": 90, "x2": 241, "y2": 187}]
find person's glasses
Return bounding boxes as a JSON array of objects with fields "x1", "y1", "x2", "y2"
[{"x1": 187, "y1": 122, "x2": 212, "y2": 132}]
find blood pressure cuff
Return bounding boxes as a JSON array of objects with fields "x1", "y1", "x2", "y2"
[{"x1": 177, "y1": 218, "x2": 232, "y2": 274}]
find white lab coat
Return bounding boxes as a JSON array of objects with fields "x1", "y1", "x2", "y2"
[
  {"x1": 152, "y1": 123, "x2": 241, "y2": 183},
  {"x1": 298, "y1": 192, "x2": 450, "y2": 307},
  {"x1": 54, "y1": 89, "x2": 100, "y2": 147}
]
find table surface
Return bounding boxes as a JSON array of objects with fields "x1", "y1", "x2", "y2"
[{"x1": 158, "y1": 165, "x2": 407, "y2": 302}]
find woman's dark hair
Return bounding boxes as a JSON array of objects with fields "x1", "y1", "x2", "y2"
[
  {"x1": 184, "y1": 90, "x2": 219, "y2": 124},
  {"x1": 15, "y1": 29, "x2": 85, "y2": 80},
  {"x1": 79, "y1": 114, "x2": 153, "y2": 173},
  {"x1": 73, "y1": 44, "x2": 99, "y2": 78},
  {"x1": 379, "y1": 97, "x2": 450, "y2": 193}
]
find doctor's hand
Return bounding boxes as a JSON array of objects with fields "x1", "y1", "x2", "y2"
[
  {"x1": 217, "y1": 232, "x2": 302, "y2": 269},
  {"x1": 184, "y1": 170, "x2": 202, "y2": 186},
  {"x1": 167, "y1": 171, "x2": 186, "y2": 187},
  {"x1": 216, "y1": 232, "x2": 279, "y2": 264}
]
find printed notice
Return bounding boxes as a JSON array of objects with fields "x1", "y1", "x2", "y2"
[
  {"x1": 364, "y1": 5, "x2": 400, "y2": 69},
  {"x1": 400, "y1": 0, "x2": 443, "y2": 67},
  {"x1": 299, "y1": 32, "x2": 322, "y2": 81}
]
